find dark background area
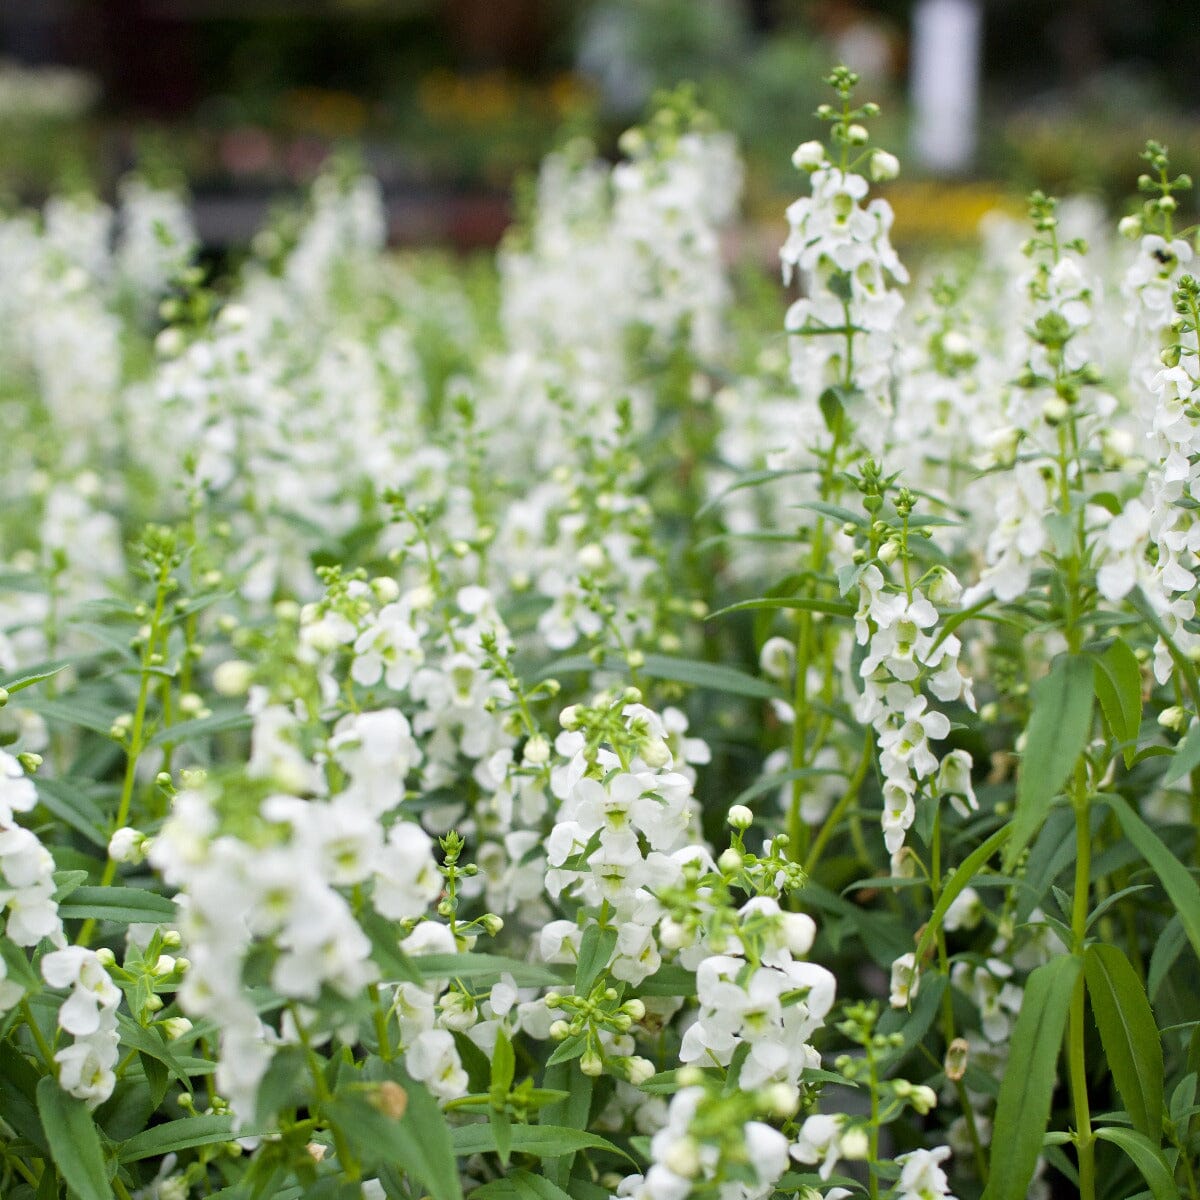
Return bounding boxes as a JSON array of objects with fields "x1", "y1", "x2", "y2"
[{"x1": 2, "y1": 0, "x2": 1197, "y2": 246}]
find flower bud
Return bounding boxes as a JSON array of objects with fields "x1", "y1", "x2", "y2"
[
  {"x1": 159, "y1": 1017, "x2": 193, "y2": 1040},
  {"x1": 549, "y1": 1019, "x2": 571, "y2": 1041},
  {"x1": 869, "y1": 149, "x2": 900, "y2": 181},
  {"x1": 624, "y1": 1056, "x2": 655, "y2": 1085},
  {"x1": 717, "y1": 847, "x2": 743, "y2": 873},
  {"x1": 559, "y1": 705, "x2": 582, "y2": 731},
  {"x1": 944, "y1": 1037, "x2": 969, "y2": 1082},
  {"x1": 1159, "y1": 706, "x2": 1188, "y2": 733},
  {"x1": 213, "y1": 659, "x2": 253, "y2": 697},
  {"x1": 846, "y1": 123, "x2": 869, "y2": 145},
  {"x1": 1117, "y1": 214, "x2": 1143, "y2": 240},
  {"x1": 726, "y1": 804, "x2": 754, "y2": 831},
  {"x1": 108, "y1": 826, "x2": 147, "y2": 865},
  {"x1": 579, "y1": 1048, "x2": 604, "y2": 1077},
  {"x1": 792, "y1": 141, "x2": 826, "y2": 171}
]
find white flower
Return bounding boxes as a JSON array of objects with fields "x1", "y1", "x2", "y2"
[
  {"x1": 406, "y1": 1029, "x2": 468, "y2": 1101},
  {"x1": 890, "y1": 952, "x2": 919, "y2": 1008},
  {"x1": 895, "y1": 1145, "x2": 955, "y2": 1200}
]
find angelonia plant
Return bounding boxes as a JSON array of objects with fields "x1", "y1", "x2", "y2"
[{"x1": 1, "y1": 68, "x2": 1199, "y2": 1200}]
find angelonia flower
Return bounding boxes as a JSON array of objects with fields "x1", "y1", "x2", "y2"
[
  {"x1": 617, "y1": 1084, "x2": 790, "y2": 1200},
  {"x1": 852, "y1": 557, "x2": 976, "y2": 853},
  {"x1": 0, "y1": 753, "x2": 123, "y2": 1106},
  {"x1": 781, "y1": 139, "x2": 907, "y2": 454}
]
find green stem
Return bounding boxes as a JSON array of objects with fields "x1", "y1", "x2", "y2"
[
  {"x1": 805, "y1": 731, "x2": 873, "y2": 873},
  {"x1": 1068, "y1": 769, "x2": 1095, "y2": 1200},
  {"x1": 79, "y1": 568, "x2": 170, "y2": 947},
  {"x1": 19, "y1": 998, "x2": 54, "y2": 1069}
]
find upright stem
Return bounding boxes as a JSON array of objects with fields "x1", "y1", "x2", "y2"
[{"x1": 1068, "y1": 765, "x2": 1095, "y2": 1200}]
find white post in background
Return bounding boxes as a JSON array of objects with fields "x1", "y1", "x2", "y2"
[{"x1": 910, "y1": 0, "x2": 984, "y2": 174}]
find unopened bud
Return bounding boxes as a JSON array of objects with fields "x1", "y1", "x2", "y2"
[
  {"x1": 726, "y1": 804, "x2": 754, "y2": 831},
  {"x1": 792, "y1": 141, "x2": 825, "y2": 171},
  {"x1": 944, "y1": 1037, "x2": 969, "y2": 1082}
]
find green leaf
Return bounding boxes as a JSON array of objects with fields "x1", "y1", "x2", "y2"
[
  {"x1": 1104, "y1": 794, "x2": 1200, "y2": 963},
  {"x1": 638, "y1": 654, "x2": 784, "y2": 700},
  {"x1": 0, "y1": 666, "x2": 66, "y2": 694},
  {"x1": 1004, "y1": 655, "x2": 1094, "y2": 872},
  {"x1": 706, "y1": 596, "x2": 855, "y2": 621},
  {"x1": 1164, "y1": 721, "x2": 1200, "y2": 786},
  {"x1": 56, "y1": 886, "x2": 176, "y2": 926},
  {"x1": 1093, "y1": 1127, "x2": 1177, "y2": 1200},
  {"x1": 541, "y1": 1063, "x2": 591, "y2": 1187},
  {"x1": 0, "y1": 1041, "x2": 50, "y2": 1154},
  {"x1": 147, "y1": 709, "x2": 252, "y2": 749},
  {"x1": 414, "y1": 953, "x2": 566, "y2": 990},
  {"x1": 878, "y1": 974, "x2": 948, "y2": 1073},
  {"x1": 36, "y1": 1076, "x2": 113, "y2": 1200},
  {"x1": 981, "y1": 954, "x2": 1081, "y2": 1200},
  {"x1": 328, "y1": 1070, "x2": 463, "y2": 1200},
  {"x1": 491, "y1": 1029, "x2": 515, "y2": 1095},
  {"x1": 115, "y1": 1014, "x2": 193, "y2": 1091},
  {"x1": 34, "y1": 777, "x2": 109, "y2": 847},
  {"x1": 695, "y1": 468, "x2": 811, "y2": 520},
  {"x1": 360, "y1": 909, "x2": 423, "y2": 985},
  {"x1": 470, "y1": 1169, "x2": 575, "y2": 1200},
  {"x1": 1147, "y1": 914, "x2": 1188, "y2": 999},
  {"x1": 914, "y1": 824, "x2": 1011, "y2": 966},
  {"x1": 0, "y1": 937, "x2": 41, "y2": 994},
  {"x1": 19, "y1": 694, "x2": 121, "y2": 736},
  {"x1": 1093, "y1": 639, "x2": 1143, "y2": 768},
  {"x1": 1084, "y1": 944, "x2": 1163, "y2": 1141},
  {"x1": 636, "y1": 963, "x2": 696, "y2": 998},
  {"x1": 117, "y1": 1114, "x2": 241, "y2": 1162},
  {"x1": 450, "y1": 1124, "x2": 633, "y2": 1164},
  {"x1": 575, "y1": 924, "x2": 617, "y2": 994}
]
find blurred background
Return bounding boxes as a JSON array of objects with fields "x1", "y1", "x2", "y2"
[{"x1": 2, "y1": 0, "x2": 1197, "y2": 250}]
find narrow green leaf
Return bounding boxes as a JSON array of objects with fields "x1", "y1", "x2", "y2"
[
  {"x1": 695, "y1": 468, "x2": 811, "y2": 520},
  {"x1": 638, "y1": 654, "x2": 785, "y2": 699},
  {"x1": 0, "y1": 937, "x2": 41, "y2": 993},
  {"x1": 1164, "y1": 721, "x2": 1200, "y2": 786},
  {"x1": 1084, "y1": 944, "x2": 1163, "y2": 1141},
  {"x1": 1093, "y1": 1127, "x2": 1177, "y2": 1200},
  {"x1": 413, "y1": 953, "x2": 566, "y2": 989},
  {"x1": 575, "y1": 924, "x2": 617, "y2": 995},
  {"x1": 1147, "y1": 915, "x2": 1188, "y2": 999},
  {"x1": 914, "y1": 824, "x2": 1011, "y2": 966},
  {"x1": 1104, "y1": 794, "x2": 1200, "y2": 962},
  {"x1": 491, "y1": 1030, "x2": 515, "y2": 1095},
  {"x1": 36, "y1": 1076, "x2": 113, "y2": 1200},
  {"x1": 796, "y1": 498, "x2": 866, "y2": 528},
  {"x1": 450, "y1": 1124, "x2": 633, "y2": 1164},
  {"x1": 470, "y1": 1169, "x2": 575, "y2": 1200},
  {"x1": 982, "y1": 954, "x2": 1081, "y2": 1200},
  {"x1": 328, "y1": 1070, "x2": 463, "y2": 1200},
  {"x1": 1004, "y1": 655, "x2": 1094, "y2": 872},
  {"x1": 0, "y1": 666, "x2": 66, "y2": 694},
  {"x1": 706, "y1": 596, "x2": 855, "y2": 621},
  {"x1": 117, "y1": 1114, "x2": 241, "y2": 1163},
  {"x1": 34, "y1": 777, "x2": 108, "y2": 847},
  {"x1": 19, "y1": 694, "x2": 121, "y2": 736},
  {"x1": 490, "y1": 1108, "x2": 513, "y2": 1168},
  {"x1": 1093, "y1": 640, "x2": 1143, "y2": 768},
  {"x1": 56, "y1": 886, "x2": 176, "y2": 925},
  {"x1": 541, "y1": 1063, "x2": 591, "y2": 1187},
  {"x1": 0, "y1": 1042, "x2": 50, "y2": 1154},
  {"x1": 147, "y1": 710, "x2": 252, "y2": 748},
  {"x1": 360, "y1": 909, "x2": 422, "y2": 985}
]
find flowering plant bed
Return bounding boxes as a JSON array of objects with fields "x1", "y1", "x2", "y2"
[{"x1": 0, "y1": 69, "x2": 1198, "y2": 1200}]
